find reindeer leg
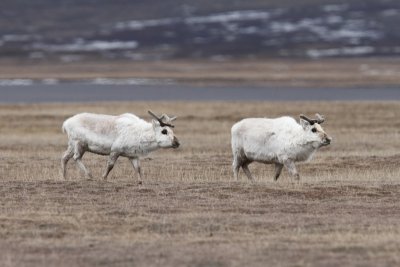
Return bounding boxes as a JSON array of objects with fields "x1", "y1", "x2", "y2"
[
  {"x1": 61, "y1": 143, "x2": 74, "y2": 179},
  {"x1": 103, "y1": 152, "x2": 119, "y2": 180},
  {"x1": 232, "y1": 157, "x2": 241, "y2": 180},
  {"x1": 130, "y1": 157, "x2": 143, "y2": 183},
  {"x1": 242, "y1": 162, "x2": 254, "y2": 182},
  {"x1": 274, "y1": 163, "x2": 284, "y2": 181},
  {"x1": 284, "y1": 160, "x2": 300, "y2": 181},
  {"x1": 73, "y1": 141, "x2": 92, "y2": 179}
]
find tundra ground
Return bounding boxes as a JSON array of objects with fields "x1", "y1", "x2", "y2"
[
  {"x1": 0, "y1": 101, "x2": 399, "y2": 267},
  {"x1": 1, "y1": 58, "x2": 400, "y2": 88}
]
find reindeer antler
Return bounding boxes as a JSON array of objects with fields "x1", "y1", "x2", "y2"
[
  {"x1": 148, "y1": 110, "x2": 175, "y2": 128},
  {"x1": 315, "y1": 113, "x2": 325, "y2": 124},
  {"x1": 300, "y1": 114, "x2": 325, "y2": 125},
  {"x1": 160, "y1": 114, "x2": 177, "y2": 123}
]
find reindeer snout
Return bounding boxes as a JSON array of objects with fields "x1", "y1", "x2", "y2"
[
  {"x1": 324, "y1": 136, "x2": 332, "y2": 145},
  {"x1": 172, "y1": 136, "x2": 180, "y2": 148}
]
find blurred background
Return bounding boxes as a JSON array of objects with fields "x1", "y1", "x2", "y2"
[
  {"x1": 2, "y1": 0, "x2": 400, "y2": 61},
  {"x1": 0, "y1": 0, "x2": 399, "y2": 101}
]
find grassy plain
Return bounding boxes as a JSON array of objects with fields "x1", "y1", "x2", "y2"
[
  {"x1": 1, "y1": 58, "x2": 400, "y2": 87},
  {"x1": 0, "y1": 101, "x2": 399, "y2": 266}
]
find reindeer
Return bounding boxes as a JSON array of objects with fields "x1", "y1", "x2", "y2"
[
  {"x1": 61, "y1": 110, "x2": 179, "y2": 181},
  {"x1": 231, "y1": 113, "x2": 331, "y2": 181}
]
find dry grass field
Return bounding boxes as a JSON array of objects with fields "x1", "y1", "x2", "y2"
[
  {"x1": 0, "y1": 101, "x2": 400, "y2": 266},
  {"x1": 2, "y1": 58, "x2": 400, "y2": 88}
]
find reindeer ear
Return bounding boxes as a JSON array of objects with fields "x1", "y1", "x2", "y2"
[{"x1": 300, "y1": 118, "x2": 311, "y2": 129}]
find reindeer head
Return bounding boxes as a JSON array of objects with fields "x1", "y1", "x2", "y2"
[
  {"x1": 299, "y1": 113, "x2": 332, "y2": 147},
  {"x1": 148, "y1": 110, "x2": 180, "y2": 149}
]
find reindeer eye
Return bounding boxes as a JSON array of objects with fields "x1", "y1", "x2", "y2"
[
  {"x1": 312, "y1": 128, "x2": 317, "y2": 133},
  {"x1": 161, "y1": 129, "x2": 168, "y2": 135}
]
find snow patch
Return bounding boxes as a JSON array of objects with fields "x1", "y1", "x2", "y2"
[
  {"x1": 34, "y1": 40, "x2": 138, "y2": 52},
  {"x1": 381, "y1": 9, "x2": 399, "y2": 17},
  {"x1": 115, "y1": 18, "x2": 180, "y2": 30},
  {"x1": 307, "y1": 46, "x2": 375, "y2": 58},
  {"x1": 89, "y1": 78, "x2": 173, "y2": 85},
  {"x1": 185, "y1": 10, "x2": 270, "y2": 24},
  {"x1": 0, "y1": 79, "x2": 34, "y2": 86},
  {"x1": 2, "y1": 34, "x2": 32, "y2": 42},
  {"x1": 42, "y1": 79, "x2": 59, "y2": 85},
  {"x1": 322, "y1": 4, "x2": 348, "y2": 13},
  {"x1": 115, "y1": 10, "x2": 270, "y2": 30}
]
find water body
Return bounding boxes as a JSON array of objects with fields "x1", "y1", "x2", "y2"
[{"x1": 0, "y1": 83, "x2": 399, "y2": 103}]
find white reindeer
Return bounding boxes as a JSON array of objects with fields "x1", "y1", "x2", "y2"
[
  {"x1": 231, "y1": 114, "x2": 331, "y2": 181},
  {"x1": 61, "y1": 110, "x2": 180, "y2": 181}
]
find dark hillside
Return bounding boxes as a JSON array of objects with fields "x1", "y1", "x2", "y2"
[{"x1": 0, "y1": 0, "x2": 399, "y2": 60}]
